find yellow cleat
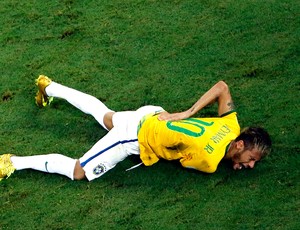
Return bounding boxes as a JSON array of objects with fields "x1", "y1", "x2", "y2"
[
  {"x1": 0, "y1": 154, "x2": 16, "y2": 181},
  {"x1": 35, "y1": 75, "x2": 53, "y2": 107}
]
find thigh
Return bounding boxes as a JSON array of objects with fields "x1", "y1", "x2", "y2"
[
  {"x1": 111, "y1": 106, "x2": 164, "y2": 156},
  {"x1": 79, "y1": 127, "x2": 130, "y2": 181},
  {"x1": 112, "y1": 106, "x2": 164, "y2": 127}
]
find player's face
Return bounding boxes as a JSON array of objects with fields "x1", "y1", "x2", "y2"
[{"x1": 232, "y1": 148, "x2": 261, "y2": 170}]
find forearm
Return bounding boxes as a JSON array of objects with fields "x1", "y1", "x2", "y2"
[
  {"x1": 184, "y1": 81, "x2": 229, "y2": 117},
  {"x1": 158, "y1": 81, "x2": 232, "y2": 121}
]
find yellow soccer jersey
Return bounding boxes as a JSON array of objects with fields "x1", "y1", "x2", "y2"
[{"x1": 138, "y1": 111, "x2": 240, "y2": 173}]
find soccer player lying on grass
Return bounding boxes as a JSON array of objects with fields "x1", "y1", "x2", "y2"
[{"x1": 0, "y1": 76, "x2": 271, "y2": 181}]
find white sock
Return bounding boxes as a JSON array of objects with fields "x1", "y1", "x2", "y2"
[
  {"x1": 45, "y1": 82, "x2": 114, "y2": 130},
  {"x1": 10, "y1": 154, "x2": 77, "y2": 180}
]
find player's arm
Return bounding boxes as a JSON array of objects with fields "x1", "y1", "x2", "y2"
[
  {"x1": 158, "y1": 81, "x2": 234, "y2": 121},
  {"x1": 179, "y1": 146, "x2": 218, "y2": 173},
  {"x1": 180, "y1": 158, "x2": 217, "y2": 173}
]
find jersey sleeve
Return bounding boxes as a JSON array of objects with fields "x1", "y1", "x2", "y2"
[
  {"x1": 180, "y1": 154, "x2": 218, "y2": 173},
  {"x1": 139, "y1": 142, "x2": 160, "y2": 166}
]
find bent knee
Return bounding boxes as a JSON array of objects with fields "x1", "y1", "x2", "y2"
[
  {"x1": 104, "y1": 111, "x2": 115, "y2": 130},
  {"x1": 73, "y1": 160, "x2": 86, "y2": 180}
]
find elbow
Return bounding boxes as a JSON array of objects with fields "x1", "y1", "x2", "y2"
[
  {"x1": 217, "y1": 81, "x2": 229, "y2": 91},
  {"x1": 217, "y1": 81, "x2": 228, "y2": 90}
]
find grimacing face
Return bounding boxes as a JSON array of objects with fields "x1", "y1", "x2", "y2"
[{"x1": 232, "y1": 148, "x2": 261, "y2": 170}]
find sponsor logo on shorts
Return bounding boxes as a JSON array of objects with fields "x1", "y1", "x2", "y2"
[{"x1": 93, "y1": 164, "x2": 106, "y2": 175}]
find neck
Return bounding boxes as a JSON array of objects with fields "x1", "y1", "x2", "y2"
[{"x1": 224, "y1": 141, "x2": 235, "y2": 159}]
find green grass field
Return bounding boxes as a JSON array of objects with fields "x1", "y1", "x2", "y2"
[{"x1": 0, "y1": 0, "x2": 299, "y2": 229}]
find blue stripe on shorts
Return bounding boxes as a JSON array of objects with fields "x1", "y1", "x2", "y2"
[{"x1": 80, "y1": 138, "x2": 138, "y2": 167}]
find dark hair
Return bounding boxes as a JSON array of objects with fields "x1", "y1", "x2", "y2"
[{"x1": 235, "y1": 127, "x2": 272, "y2": 158}]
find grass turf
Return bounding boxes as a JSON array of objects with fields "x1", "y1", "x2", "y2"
[{"x1": 0, "y1": 0, "x2": 299, "y2": 229}]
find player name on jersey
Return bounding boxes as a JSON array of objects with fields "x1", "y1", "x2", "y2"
[{"x1": 204, "y1": 124, "x2": 231, "y2": 154}]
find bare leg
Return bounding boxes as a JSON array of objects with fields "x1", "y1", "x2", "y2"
[
  {"x1": 73, "y1": 160, "x2": 86, "y2": 180},
  {"x1": 103, "y1": 112, "x2": 115, "y2": 130}
]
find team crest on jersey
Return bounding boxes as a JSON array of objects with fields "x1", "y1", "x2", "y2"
[{"x1": 93, "y1": 164, "x2": 106, "y2": 175}]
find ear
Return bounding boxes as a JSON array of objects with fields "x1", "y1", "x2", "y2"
[{"x1": 235, "y1": 140, "x2": 244, "y2": 151}]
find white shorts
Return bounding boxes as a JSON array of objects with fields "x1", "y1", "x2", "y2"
[{"x1": 79, "y1": 105, "x2": 164, "y2": 181}]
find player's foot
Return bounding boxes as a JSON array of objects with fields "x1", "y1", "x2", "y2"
[
  {"x1": 35, "y1": 75, "x2": 53, "y2": 107},
  {"x1": 0, "y1": 154, "x2": 16, "y2": 181}
]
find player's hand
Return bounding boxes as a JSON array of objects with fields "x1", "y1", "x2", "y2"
[
  {"x1": 233, "y1": 162, "x2": 243, "y2": 170},
  {"x1": 158, "y1": 111, "x2": 189, "y2": 121}
]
